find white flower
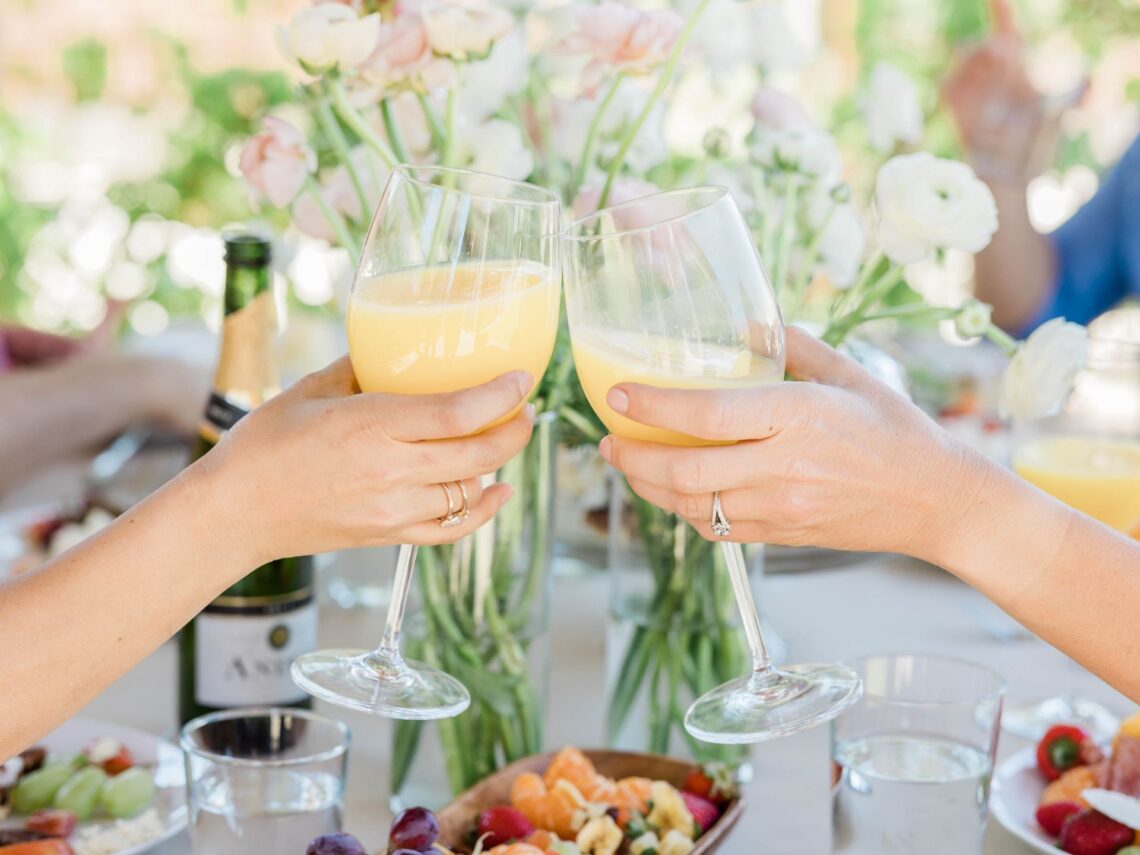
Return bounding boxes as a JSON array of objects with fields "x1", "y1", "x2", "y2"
[
  {"x1": 751, "y1": 87, "x2": 816, "y2": 133},
  {"x1": 552, "y1": 85, "x2": 666, "y2": 176},
  {"x1": 875, "y1": 153, "x2": 998, "y2": 265},
  {"x1": 751, "y1": 129, "x2": 841, "y2": 180},
  {"x1": 999, "y1": 318, "x2": 1089, "y2": 421},
  {"x1": 461, "y1": 119, "x2": 533, "y2": 181},
  {"x1": 460, "y1": 30, "x2": 528, "y2": 121},
  {"x1": 954, "y1": 299, "x2": 993, "y2": 338},
  {"x1": 690, "y1": 0, "x2": 808, "y2": 73},
  {"x1": 276, "y1": 4, "x2": 380, "y2": 73},
  {"x1": 861, "y1": 62, "x2": 924, "y2": 154},
  {"x1": 421, "y1": 0, "x2": 514, "y2": 61},
  {"x1": 815, "y1": 202, "x2": 866, "y2": 288}
]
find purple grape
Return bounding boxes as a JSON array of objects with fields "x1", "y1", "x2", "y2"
[
  {"x1": 390, "y1": 851, "x2": 424, "y2": 855},
  {"x1": 389, "y1": 806, "x2": 440, "y2": 851},
  {"x1": 306, "y1": 832, "x2": 367, "y2": 855}
]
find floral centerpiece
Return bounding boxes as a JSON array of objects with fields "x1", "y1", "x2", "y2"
[{"x1": 236, "y1": 0, "x2": 1088, "y2": 783}]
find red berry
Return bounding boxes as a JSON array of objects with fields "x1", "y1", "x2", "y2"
[
  {"x1": 24, "y1": 809, "x2": 77, "y2": 838},
  {"x1": 682, "y1": 763, "x2": 737, "y2": 806},
  {"x1": 101, "y1": 746, "x2": 134, "y2": 776},
  {"x1": 389, "y1": 806, "x2": 440, "y2": 852},
  {"x1": 683, "y1": 770, "x2": 714, "y2": 800},
  {"x1": 1037, "y1": 801, "x2": 1084, "y2": 837},
  {"x1": 476, "y1": 805, "x2": 535, "y2": 847},
  {"x1": 680, "y1": 791, "x2": 721, "y2": 835},
  {"x1": 1059, "y1": 809, "x2": 1134, "y2": 855}
]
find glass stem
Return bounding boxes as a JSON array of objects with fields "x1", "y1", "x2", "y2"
[
  {"x1": 376, "y1": 543, "x2": 417, "y2": 659},
  {"x1": 719, "y1": 542, "x2": 771, "y2": 674}
]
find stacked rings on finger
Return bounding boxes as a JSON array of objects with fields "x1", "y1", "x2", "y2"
[{"x1": 438, "y1": 481, "x2": 471, "y2": 528}]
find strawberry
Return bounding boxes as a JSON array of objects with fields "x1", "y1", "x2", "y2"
[
  {"x1": 1037, "y1": 801, "x2": 1084, "y2": 837},
  {"x1": 476, "y1": 806, "x2": 535, "y2": 847},
  {"x1": 99, "y1": 746, "x2": 133, "y2": 777},
  {"x1": 1058, "y1": 809, "x2": 1134, "y2": 855},
  {"x1": 680, "y1": 791, "x2": 720, "y2": 835},
  {"x1": 0, "y1": 842, "x2": 75, "y2": 854},
  {"x1": 24, "y1": 810, "x2": 77, "y2": 839},
  {"x1": 681, "y1": 763, "x2": 737, "y2": 807}
]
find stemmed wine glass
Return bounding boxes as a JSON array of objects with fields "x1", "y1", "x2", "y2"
[
  {"x1": 292, "y1": 165, "x2": 561, "y2": 719},
  {"x1": 563, "y1": 186, "x2": 862, "y2": 743}
]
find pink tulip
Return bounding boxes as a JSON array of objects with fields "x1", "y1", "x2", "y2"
[
  {"x1": 239, "y1": 117, "x2": 317, "y2": 208},
  {"x1": 750, "y1": 87, "x2": 816, "y2": 133},
  {"x1": 558, "y1": 2, "x2": 682, "y2": 94}
]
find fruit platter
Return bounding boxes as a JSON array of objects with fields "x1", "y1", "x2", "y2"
[
  {"x1": 0, "y1": 719, "x2": 186, "y2": 855},
  {"x1": 990, "y1": 715, "x2": 1140, "y2": 855},
  {"x1": 305, "y1": 748, "x2": 743, "y2": 855}
]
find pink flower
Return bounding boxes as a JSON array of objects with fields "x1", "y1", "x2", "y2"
[
  {"x1": 239, "y1": 117, "x2": 317, "y2": 208},
  {"x1": 276, "y1": 4, "x2": 381, "y2": 73},
  {"x1": 751, "y1": 87, "x2": 816, "y2": 133},
  {"x1": 558, "y1": 3, "x2": 682, "y2": 94},
  {"x1": 572, "y1": 178, "x2": 661, "y2": 227},
  {"x1": 421, "y1": 0, "x2": 514, "y2": 61},
  {"x1": 292, "y1": 150, "x2": 384, "y2": 244},
  {"x1": 356, "y1": 7, "x2": 456, "y2": 93}
]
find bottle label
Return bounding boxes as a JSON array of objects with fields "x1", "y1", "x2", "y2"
[
  {"x1": 204, "y1": 393, "x2": 248, "y2": 433},
  {"x1": 194, "y1": 596, "x2": 317, "y2": 708}
]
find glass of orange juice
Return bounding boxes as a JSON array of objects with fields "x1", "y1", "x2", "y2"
[
  {"x1": 292, "y1": 165, "x2": 561, "y2": 719},
  {"x1": 1005, "y1": 329, "x2": 1140, "y2": 739},
  {"x1": 565, "y1": 186, "x2": 862, "y2": 743}
]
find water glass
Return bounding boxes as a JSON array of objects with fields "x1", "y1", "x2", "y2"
[
  {"x1": 181, "y1": 708, "x2": 350, "y2": 854},
  {"x1": 833, "y1": 654, "x2": 1005, "y2": 854}
]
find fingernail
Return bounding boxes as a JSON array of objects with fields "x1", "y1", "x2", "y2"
[
  {"x1": 598, "y1": 435, "x2": 612, "y2": 462},
  {"x1": 524, "y1": 403, "x2": 536, "y2": 424},
  {"x1": 510, "y1": 371, "x2": 534, "y2": 397},
  {"x1": 607, "y1": 387, "x2": 629, "y2": 414},
  {"x1": 500, "y1": 484, "x2": 515, "y2": 502}
]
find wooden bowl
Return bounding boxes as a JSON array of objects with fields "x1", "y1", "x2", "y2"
[{"x1": 437, "y1": 749, "x2": 744, "y2": 853}]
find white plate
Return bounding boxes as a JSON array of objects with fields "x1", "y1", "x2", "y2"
[
  {"x1": 989, "y1": 746, "x2": 1056, "y2": 854},
  {"x1": 2, "y1": 717, "x2": 187, "y2": 854}
]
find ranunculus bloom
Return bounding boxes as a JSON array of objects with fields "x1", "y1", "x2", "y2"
[
  {"x1": 814, "y1": 203, "x2": 866, "y2": 288},
  {"x1": 461, "y1": 119, "x2": 534, "y2": 182},
  {"x1": 751, "y1": 129, "x2": 842, "y2": 180},
  {"x1": 239, "y1": 117, "x2": 317, "y2": 208},
  {"x1": 875, "y1": 153, "x2": 998, "y2": 265},
  {"x1": 861, "y1": 62, "x2": 924, "y2": 154},
  {"x1": 751, "y1": 87, "x2": 816, "y2": 133},
  {"x1": 572, "y1": 178, "x2": 662, "y2": 226},
  {"x1": 558, "y1": 2, "x2": 683, "y2": 94},
  {"x1": 954, "y1": 299, "x2": 993, "y2": 339},
  {"x1": 999, "y1": 318, "x2": 1089, "y2": 420},
  {"x1": 355, "y1": 7, "x2": 454, "y2": 94},
  {"x1": 276, "y1": 4, "x2": 381, "y2": 73},
  {"x1": 292, "y1": 148, "x2": 384, "y2": 243},
  {"x1": 421, "y1": 0, "x2": 514, "y2": 61}
]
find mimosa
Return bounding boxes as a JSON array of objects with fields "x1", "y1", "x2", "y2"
[
  {"x1": 572, "y1": 328, "x2": 783, "y2": 446},
  {"x1": 1013, "y1": 435, "x2": 1140, "y2": 533},
  {"x1": 348, "y1": 261, "x2": 559, "y2": 398}
]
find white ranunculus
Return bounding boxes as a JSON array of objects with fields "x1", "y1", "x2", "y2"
[
  {"x1": 462, "y1": 119, "x2": 534, "y2": 181},
  {"x1": 861, "y1": 62, "x2": 924, "y2": 154},
  {"x1": 875, "y1": 153, "x2": 998, "y2": 265},
  {"x1": 999, "y1": 318, "x2": 1089, "y2": 421},
  {"x1": 751, "y1": 129, "x2": 841, "y2": 180},
  {"x1": 276, "y1": 4, "x2": 381, "y2": 73},
  {"x1": 460, "y1": 30, "x2": 528, "y2": 121},
  {"x1": 689, "y1": 0, "x2": 809, "y2": 73},
  {"x1": 954, "y1": 299, "x2": 993, "y2": 338},
  {"x1": 422, "y1": 0, "x2": 514, "y2": 61},
  {"x1": 816, "y1": 203, "x2": 866, "y2": 288}
]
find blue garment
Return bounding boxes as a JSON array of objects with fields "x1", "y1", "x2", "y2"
[{"x1": 1023, "y1": 135, "x2": 1140, "y2": 333}]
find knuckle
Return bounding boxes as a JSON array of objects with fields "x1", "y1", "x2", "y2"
[{"x1": 678, "y1": 492, "x2": 708, "y2": 521}]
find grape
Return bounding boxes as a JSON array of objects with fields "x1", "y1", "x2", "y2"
[
  {"x1": 100, "y1": 767, "x2": 155, "y2": 819},
  {"x1": 305, "y1": 832, "x2": 367, "y2": 855},
  {"x1": 11, "y1": 762, "x2": 77, "y2": 814},
  {"x1": 389, "y1": 806, "x2": 440, "y2": 851},
  {"x1": 53, "y1": 766, "x2": 107, "y2": 820}
]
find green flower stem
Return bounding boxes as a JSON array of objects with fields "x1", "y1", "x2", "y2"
[
  {"x1": 558, "y1": 405, "x2": 604, "y2": 444},
  {"x1": 598, "y1": 0, "x2": 712, "y2": 209},
  {"x1": 571, "y1": 72, "x2": 624, "y2": 198},
  {"x1": 416, "y1": 90, "x2": 446, "y2": 152},
  {"x1": 857, "y1": 305, "x2": 959, "y2": 324},
  {"x1": 786, "y1": 198, "x2": 838, "y2": 317},
  {"x1": 303, "y1": 177, "x2": 361, "y2": 260},
  {"x1": 330, "y1": 80, "x2": 398, "y2": 168},
  {"x1": 381, "y1": 97, "x2": 412, "y2": 165},
  {"x1": 822, "y1": 262, "x2": 905, "y2": 347},
  {"x1": 442, "y1": 83, "x2": 459, "y2": 171},
  {"x1": 831, "y1": 248, "x2": 884, "y2": 321},
  {"x1": 769, "y1": 172, "x2": 800, "y2": 300},
  {"x1": 314, "y1": 92, "x2": 370, "y2": 223},
  {"x1": 985, "y1": 324, "x2": 1019, "y2": 355}
]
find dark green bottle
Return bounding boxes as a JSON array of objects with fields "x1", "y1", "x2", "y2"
[{"x1": 178, "y1": 233, "x2": 315, "y2": 725}]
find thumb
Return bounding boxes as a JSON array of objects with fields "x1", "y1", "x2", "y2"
[{"x1": 785, "y1": 326, "x2": 873, "y2": 390}]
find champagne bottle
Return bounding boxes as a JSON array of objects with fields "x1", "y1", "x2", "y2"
[{"x1": 178, "y1": 232, "x2": 316, "y2": 725}]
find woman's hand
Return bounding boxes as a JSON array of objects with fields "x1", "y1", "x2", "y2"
[
  {"x1": 599, "y1": 327, "x2": 997, "y2": 562},
  {"x1": 198, "y1": 357, "x2": 535, "y2": 564}
]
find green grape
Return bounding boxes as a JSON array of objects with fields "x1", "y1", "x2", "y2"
[
  {"x1": 11, "y1": 761, "x2": 79, "y2": 814},
  {"x1": 100, "y1": 768, "x2": 156, "y2": 819},
  {"x1": 53, "y1": 766, "x2": 108, "y2": 820}
]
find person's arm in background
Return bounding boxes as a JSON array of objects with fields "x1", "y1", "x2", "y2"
[
  {"x1": 0, "y1": 352, "x2": 208, "y2": 488},
  {"x1": 0, "y1": 358, "x2": 534, "y2": 758},
  {"x1": 600, "y1": 329, "x2": 1140, "y2": 703}
]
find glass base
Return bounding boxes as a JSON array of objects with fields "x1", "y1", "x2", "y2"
[
  {"x1": 685, "y1": 663, "x2": 863, "y2": 745},
  {"x1": 291, "y1": 648, "x2": 471, "y2": 720},
  {"x1": 1002, "y1": 694, "x2": 1120, "y2": 741}
]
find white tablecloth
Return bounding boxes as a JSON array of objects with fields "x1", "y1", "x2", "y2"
[{"x1": 68, "y1": 551, "x2": 1129, "y2": 855}]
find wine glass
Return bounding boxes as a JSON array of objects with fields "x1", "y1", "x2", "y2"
[
  {"x1": 291, "y1": 165, "x2": 561, "y2": 719},
  {"x1": 563, "y1": 186, "x2": 862, "y2": 743},
  {"x1": 1003, "y1": 326, "x2": 1140, "y2": 739}
]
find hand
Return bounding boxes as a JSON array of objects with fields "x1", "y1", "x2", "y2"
[
  {"x1": 199, "y1": 357, "x2": 535, "y2": 563},
  {"x1": 1, "y1": 303, "x2": 126, "y2": 367},
  {"x1": 599, "y1": 327, "x2": 995, "y2": 561}
]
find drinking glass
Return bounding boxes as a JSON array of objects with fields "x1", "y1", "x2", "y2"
[
  {"x1": 1003, "y1": 330, "x2": 1140, "y2": 739},
  {"x1": 832, "y1": 654, "x2": 1005, "y2": 855},
  {"x1": 291, "y1": 165, "x2": 561, "y2": 718},
  {"x1": 563, "y1": 186, "x2": 862, "y2": 743},
  {"x1": 181, "y1": 708, "x2": 349, "y2": 855}
]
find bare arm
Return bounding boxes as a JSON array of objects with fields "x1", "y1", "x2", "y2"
[
  {"x1": 0, "y1": 358, "x2": 534, "y2": 758},
  {"x1": 0, "y1": 354, "x2": 206, "y2": 488}
]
